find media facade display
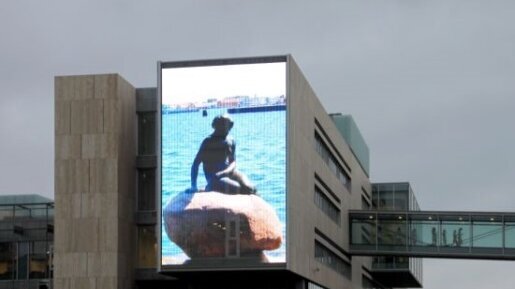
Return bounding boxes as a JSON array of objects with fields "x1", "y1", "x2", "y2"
[{"x1": 160, "y1": 59, "x2": 287, "y2": 268}]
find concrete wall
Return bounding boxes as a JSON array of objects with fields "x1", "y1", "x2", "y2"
[
  {"x1": 287, "y1": 57, "x2": 372, "y2": 289},
  {"x1": 54, "y1": 74, "x2": 136, "y2": 289}
]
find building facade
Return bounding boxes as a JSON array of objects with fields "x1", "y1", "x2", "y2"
[
  {"x1": 0, "y1": 194, "x2": 54, "y2": 289},
  {"x1": 52, "y1": 56, "x2": 418, "y2": 289}
]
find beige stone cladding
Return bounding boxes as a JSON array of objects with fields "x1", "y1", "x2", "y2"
[
  {"x1": 287, "y1": 56, "x2": 372, "y2": 289},
  {"x1": 54, "y1": 74, "x2": 136, "y2": 289}
]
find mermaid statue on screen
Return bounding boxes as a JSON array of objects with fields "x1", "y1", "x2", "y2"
[{"x1": 190, "y1": 114, "x2": 257, "y2": 195}]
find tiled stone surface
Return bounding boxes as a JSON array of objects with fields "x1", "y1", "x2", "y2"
[
  {"x1": 287, "y1": 57, "x2": 371, "y2": 289},
  {"x1": 55, "y1": 74, "x2": 135, "y2": 289}
]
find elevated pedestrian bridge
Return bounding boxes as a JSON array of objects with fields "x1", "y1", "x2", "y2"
[{"x1": 350, "y1": 210, "x2": 515, "y2": 260}]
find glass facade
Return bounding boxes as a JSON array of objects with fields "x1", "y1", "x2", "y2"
[
  {"x1": 0, "y1": 201, "x2": 53, "y2": 283},
  {"x1": 351, "y1": 214, "x2": 376, "y2": 253},
  {"x1": 410, "y1": 214, "x2": 439, "y2": 248},
  {"x1": 0, "y1": 243, "x2": 15, "y2": 280},
  {"x1": 329, "y1": 114, "x2": 370, "y2": 176},
  {"x1": 440, "y1": 215, "x2": 471, "y2": 253},
  {"x1": 30, "y1": 241, "x2": 49, "y2": 279},
  {"x1": 472, "y1": 215, "x2": 502, "y2": 252},
  {"x1": 506, "y1": 216, "x2": 515, "y2": 249},
  {"x1": 373, "y1": 182, "x2": 417, "y2": 211},
  {"x1": 350, "y1": 211, "x2": 515, "y2": 258},
  {"x1": 377, "y1": 213, "x2": 407, "y2": 249},
  {"x1": 373, "y1": 256, "x2": 409, "y2": 269}
]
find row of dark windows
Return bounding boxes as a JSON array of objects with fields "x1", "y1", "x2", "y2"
[
  {"x1": 314, "y1": 241, "x2": 351, "y2": 279},
  {"x1": 314, "y1": 186, "x2": 341, "y2": 226},
  {"x1": 314, "y1": 133, "x2": 351, "y2": 191}
]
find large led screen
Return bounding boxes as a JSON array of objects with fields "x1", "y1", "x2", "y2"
[{"x1": 160, "y1": 59, "x2": 287, "y2": 268}]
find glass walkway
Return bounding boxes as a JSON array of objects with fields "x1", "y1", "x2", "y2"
[{"x1": 350, "y1": 210, "x2": 515, "y2": 260}]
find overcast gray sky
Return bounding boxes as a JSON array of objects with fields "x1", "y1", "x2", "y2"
[{"x1": 1, "y1": 0, "x2": 514, "y2": 288}]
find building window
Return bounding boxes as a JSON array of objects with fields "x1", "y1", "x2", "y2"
[
  {"x1": 138, "y1": 169, "x2": 156, "y2": 211},
  {"x1": 0, "y1": 206, "x2": 14, "y2": 222},
  {"x1": 0, "y1": 243, "x2": 16, "y2": 280},
  {"x1": 314, "y1": 186, "x2": 341, "y2": 225},
  {"x1": 377, "y1": 214, "x2": 407, "y2": 247},
  {"x1": 351, "y1": 214, "x2": 376, "y2": 246},
  {"x1": 29, "y1": 241, "x2": 49, "y2": 279},
  {"x1": 373, "y1": 256, "x2": 409, "y2": 270},
  {"x1": 138, "y1": 112, "x2": 156, "y2": 155},
  {"x1": 314, "y1": 133, "x2": 351, "y2": 191},
  {"x1": 137, "y1": 226, "x2": 157, "y2": 268},
  {"x1": 314, "y1": 241, "x2": 351, "y2": 279},
  {"x1": 17, "y1": 242, "x2": 29, "y2": 280},
  {"x1": 361, "y1": 196, "x2": 371, "y2": 210}
]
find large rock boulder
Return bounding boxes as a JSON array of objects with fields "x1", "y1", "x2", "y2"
[{"x1": 163, "y1": 191, "x2": 282, "y2": 259}]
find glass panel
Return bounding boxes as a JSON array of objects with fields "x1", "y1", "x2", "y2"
[
  {"x1": 30, "y1": 206, "x2": 48, "y2": 220},
  {"x1": 29, "y1": 241, "x2": 48, "y2": 279},
  {"x1": 378, "y1": 184, "x2": 394, "y2": 210},
  {"x1": 0, "y1": 206, "x2": 14, "y2": 222},
  {"x1": 378, "y1": 214, "x2": 407, "y2": 248},
  {"x1": 410, "y1": 215, "x2": 439, "y2": 247},
  {"x1": 17, "y1": 242, "x2": 29, "y2": 280},
  {"x1": 14, "y1": 207, "x2": 30, "y2": 227},
  {"x1": 48, "y1": 206, "x2": 55, "y2": 218},
  {"x1": 373, "y1": 256, "x2": 393, "y2": 269},
  {"x1": 394, "y1": 183, "x2": 409, "y2": 211},
  {"x1": 409, "y1": 186, "x2": 420, "y2": 211},
  {"x1": 441, "y1": 215, "x2": 470, "y2": 248},
  {"x1": 373, "y1": 256, "x2": 409, "y2": 269},
  {"x1": 472, "y1": 216, "x2": 502, "y2": 248},
  {"x1": 0, "y1": 242, "x2": 15, "y2": 280},
  {"x1": 394, "y1": 256, "x2": 409, "y2": 269},
  {"x1": 506, "y1": 222, "x2": 515, "y2": 248},
  {"x1": 137, "y1": 226, "x2": 157, "y2": 268},
  {"x1": 138, "y1": 169, "x2": 156, "y2": 211},
  {"x1": 138, "y1": 112, "x2": 156, "y2": 155},
  {"x1": 351, "y1": 215, "x2": 376, "y2": 245}
]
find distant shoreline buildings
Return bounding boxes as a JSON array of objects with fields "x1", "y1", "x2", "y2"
[{"x1": 163, "y1": 95, "x2": 286, "y2": 112}]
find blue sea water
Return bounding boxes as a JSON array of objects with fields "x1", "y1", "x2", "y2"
[{"x1": 161, "y1": 108, "x2": 286, "y2": 264}]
